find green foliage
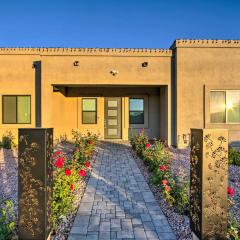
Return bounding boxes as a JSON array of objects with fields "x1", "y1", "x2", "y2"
[
  {"x1": 143, "y1": 141, "x2": 169, "y2": 171},
  {"x1": 227, "y1": 213, "x2": 240, "y2": 240},
  {"x1": 0, "y1": 198, "x2": 15, "y2": 240},
  {"x1": 131, "y1": 131, "x2": 190, "y2": 215},
  {"x1": 229, "y1": 147, "x2": 240, "y2": 166},
  {"x1": 2, "y1": 131, "x2": 15, "y2": 149},
  {"x1": 130, "y1": 129, "x2": 148, "y2": 157},
  {"x1": 52, "y1": 130, "x2": 98, "y2": 227}
]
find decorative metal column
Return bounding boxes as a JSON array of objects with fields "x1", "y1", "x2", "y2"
[
  {"x1": 18, "y1": 128, "x2": 53, "y2": 240},
  {"x1": 190, "y1": 129, "x2": 228, "y2": 240}
]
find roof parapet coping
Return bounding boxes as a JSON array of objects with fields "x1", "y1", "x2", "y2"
[
  {"x1": 0, "y1": 47, "x2": 172, "y2": 56},
  {"x1": 170, "y1": 39, "x2": 240, "y2": 49}
]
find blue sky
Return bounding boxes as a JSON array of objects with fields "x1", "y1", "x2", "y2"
[{"x1": 0, "y1": 0, "x2": 239, "y2": 48}]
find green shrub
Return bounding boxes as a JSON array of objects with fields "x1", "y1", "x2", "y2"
[
  {"x1": 229, "y1": 147, "x2": 240, "y2": 166},
  {"x1": 0, "y1": 198, "x2": 15, "y2": 240},
  {"x1": 52, "y1": 130, "x2": 98, "y2": 227},
  {"x1": 2, "y1": 131, "x2": 15, "y2": 149},
  {"x1": 228, "y1": 213, "x2": 240, "y2": 240},
  {"x1": 130, "y1": 129, "x2": 148, "y2": 157}
]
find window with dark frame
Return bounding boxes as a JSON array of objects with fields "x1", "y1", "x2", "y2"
[
  {"x1": 82, "y1": 98, "x2": 97, "y2": 124},
  {"x1": 210, "y1": 90, "x2": 240, "y2": 123},
  {"x1": 129, "y1": 98, "x2": 144, "y2": 124},
  {"x1": 2, "y1": 95, "x2": 31, "y2": 124}
]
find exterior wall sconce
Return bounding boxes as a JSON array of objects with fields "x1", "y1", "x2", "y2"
[
  {"x1": 73, "y1": 61, "x2": 79, "y2": 66},
  {"x1": 110, "y1": 70, "x2": 119, "y2": 76},
  {"x1": 142, "y1": 62, "x2": 148, "y2": 67}
]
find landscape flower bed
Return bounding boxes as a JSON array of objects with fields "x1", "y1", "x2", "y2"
[
  {"x1": 0, "y1": 130, "x2": 98, "y2": 240},
  {"x1": 130, "y1": 129, "x2": 240, "y2": 239},
  {"x1": 51, "y1": 130, "x2": 98, "y2": 238}
]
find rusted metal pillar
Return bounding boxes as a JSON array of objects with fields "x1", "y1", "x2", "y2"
[
  {"x1": 18, "y1": 128, "x2": 53, "y2": 240},
  {"x1": 190, "y1": 129, "x2": 228, "y2": 240}
]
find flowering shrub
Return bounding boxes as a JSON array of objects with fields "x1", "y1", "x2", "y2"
[
  {"x1": 130, "y1": 128, "x2": 149, "y2": 157},
  {"x1": 131, "y1": 131, "x2": 239, "y2": 237},
  {"x1": 52, "y1": 130, "x2": 98, "y2": 227}
]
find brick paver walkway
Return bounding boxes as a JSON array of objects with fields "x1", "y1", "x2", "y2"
[{"x1": 68, "y1": 142, "x2": 176, "y2": 240}]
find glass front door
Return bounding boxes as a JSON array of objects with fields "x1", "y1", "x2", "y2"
[{"x1": 104, "y1": 97, "x2": 122, "y2": 139}]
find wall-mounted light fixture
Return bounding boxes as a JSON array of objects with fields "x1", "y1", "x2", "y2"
[
  {"x1": 142, "y1": 62, "x2": 148, "y2": 67},
  {"x1": 110, "y1": 69, "x2": 119, "y2": 76},
  {"x1": 73, "y1": 61, "x2": 79, "y2": 66}
]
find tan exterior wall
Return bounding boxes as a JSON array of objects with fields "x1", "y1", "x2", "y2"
[
  {"x1": 0, "y1": 49, "x2": 171, "y2": 143},
  {"x1": 0, "y1": 54, "x2": 38, "y2": 143},
  {"x1": 175, "y1": 44, "x2": 240, "y2": 147}
]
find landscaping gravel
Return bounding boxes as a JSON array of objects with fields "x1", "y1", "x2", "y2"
[
  {"x1": 0, "y1": 143, "x2": 97, "y2": 240},
  {"x1": 0, "y1": 147, "x2": 18, "y2": 236},
  {"x1": 1, "y1": 143, "x2": 239, "y2": 240},
  {"x1": 132, "y1": 146, "x2": 240, "y2": 240}
]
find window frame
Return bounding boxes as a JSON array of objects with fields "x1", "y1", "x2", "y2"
[
  {"x1": 210, "y1": 90, "x2": 240, "y2": 124},
  {"x1": 129, "y1": 98, "x2": 145, "y2": 125},
  {"x1": 82, "y1": 98, "x2": 97, "y2": 124},
  {"x1": 2, "y1": 95, "x2": 31, "y2": 124}
]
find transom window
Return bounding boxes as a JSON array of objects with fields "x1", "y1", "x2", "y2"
[
  {"x1": 210, "y1": 90, "x2": 240, "y2": 123},
  {"x1": 82, "y1": 98, "x2": 97, "y2": 124},
  {"x1": 2, "y1": 95, "x2": 31, "y2": 124},
  {"x1": 129, "y1": 98, "x2": 144, "y2": 124}
]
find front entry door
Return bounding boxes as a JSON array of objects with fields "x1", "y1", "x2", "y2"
[{"x1": 104, "y1": 97, "x2": 122, "y2": 139}]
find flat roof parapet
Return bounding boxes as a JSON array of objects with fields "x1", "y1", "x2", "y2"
[
  {"x1": 171, "y1": 39, "x2": 240, "y2": 49},
  {"x1": 0, "y1": 47, "x2": 172, "y2": 56}
]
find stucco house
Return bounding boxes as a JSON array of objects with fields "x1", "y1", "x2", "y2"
[{"x1": 0, "y1": 39, "x2": 240, "y2": 148}]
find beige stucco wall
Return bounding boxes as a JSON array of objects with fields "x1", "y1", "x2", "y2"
[
  {"x1": 0, "y1": 48, "x2": 172, "y2": 143},
  {"x1": 175, "y1": 42, "x2": 240, "y2": 147},
  {"x1": 0, "y1": 54, "x2": 37, "y2": 143}
]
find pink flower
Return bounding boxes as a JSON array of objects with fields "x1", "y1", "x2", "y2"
[
  {"x1": 160, "y1": 165, "x2": 167, "y2": 171},
  {"x1": 79, "y1": 169, "x2": 86, "y2": 177},
  {"x1": 85, "y1": 162, "x2": 90, "y2": 168},
  {"x1": 228, "y1": 187, "x2": 235, "y2": 197},
  {"x1": 162, "y1": 179, "x2": 168, "y2": 185},
  {"x1": 140, "y1": 128, "x2": 144, "y2": 133},
  {"x1": 54, "y1": 157, "x2": 64, "y2": 168},
  {"x1": 55, "y1": 150, "x2": 61, "y2": 155},
  {"x1": 146, "y1": 143, "x2": 151, "y2": 148},
  {"x1": 65, "y1": 169, "x2": 71, "y2": 176},
  {"x1": 165, "y1": 185, "x2": 171, "y2": 191},
  {"x1": 70, "y1": 184, "x2": 74, "y2": 191}
]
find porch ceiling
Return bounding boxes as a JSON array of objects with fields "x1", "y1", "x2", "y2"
[{"x1": 52, "y1": 84, "x2": 166, "y2": 97}]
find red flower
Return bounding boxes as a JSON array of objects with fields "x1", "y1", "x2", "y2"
[
  {"x1": 65, "y1": 169, "x2": 71, "y2": 176},
  {"x1": 146, "y1": 143, "x2": 151, "y2": 148},
  {"x1": 227, "y1": 187, "x2": 235, "y2": 197},
  {"x1": 79, "y1": 169, "x2": 86, "y2": 177},
  {"x1": 55, "y1": 157, "x2": 64, "y2": 168},
  {"x1": 85, "y1": 162, "x2": 91, "y2": 168},
  {"x1": 162, "y1": 179, "x2": 168, "y2": 185},
  {"x1": 55, "y1": 150, "x2": 61, "y2": 155},
  {"x1": 160, "y1": 165, "x2": 167, "y2": 171},
  {"x1": 70, "y1": 184, "x2": 74, "y2": 191},
  {"x1": 165, "y1": 185, "x2": 171, "y2": 191},
  {"x1": 87, "y1": 139, "x2": 93, "y2": 144}
]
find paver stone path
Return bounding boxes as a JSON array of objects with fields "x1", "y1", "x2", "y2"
[{"x1": 69, "y1": 141, "x2": 176, "y2": 240}]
